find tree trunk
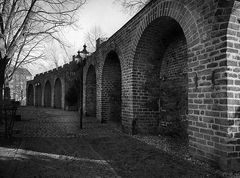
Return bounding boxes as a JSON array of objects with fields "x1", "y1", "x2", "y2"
[{"x1": 0, "y1": 58, "x2": 8, "y2": 123}]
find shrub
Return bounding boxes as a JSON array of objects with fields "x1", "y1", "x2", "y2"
[
  {"x1": 144, "y1": 57, "x2": 188, "y2": 139},
  {"x1": 65, "y1": 79, "x2": 80, "y2": 106}
]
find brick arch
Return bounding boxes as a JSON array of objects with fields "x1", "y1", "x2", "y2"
[
  {"x1": 54, "y1": 78, "x2": 62, "y2": 109},
  {"x1": 132, "y1": 16, "x2": 189, "y2": 135},
  {"x1": 123, "y1": 0, "x2": 201, "y2": 134},
  {"x1": 44, "y1": 80, "x2": 52, "y2": 107},
  {"x1": 101, "y1": 50, "x2": 122, "y2": 123},
  {"x1": 27, "y1": 84, "x2": 34, "y2": 106},
  {"x1": 85, "y1": 65, "x2": 97, "y2": 116},
  {"x1": 131, "y1": 0, "x2": 200, "y2": 58},
  {"x1": 101, "y1": 44, "x2": 124, "y2": 74},
  {"x1": 96, "y1": 46, "x2": 124, "y2": 122}
]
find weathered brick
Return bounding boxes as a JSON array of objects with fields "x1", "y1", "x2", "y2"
[
  {"x1": 212, "y1": 124, "x2": 219, "y2": 130},
  {"x1": 200, "y1": 128, "x2": 214, "y2": 135},
  {"x1": 205, "y1": 111, "x2": 220, "y2": 117},
  {"x1": 207, "y1": 63, "x2": 218, "y2": 68}
]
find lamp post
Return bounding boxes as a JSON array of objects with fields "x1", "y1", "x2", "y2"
[{"x1": 74, "y1": 44, "x2": 89, "y2": 129}]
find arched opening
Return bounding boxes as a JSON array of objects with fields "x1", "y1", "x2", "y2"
[
  {"x1": 102, "y1": 51, "x2": 122, "y2": 123},
  {"x1": 54, "y1": 78, "x2": 62, "y2": 109},
  {"x1": 86, "y1": 65, "x2": 96, "y2": 116},
  {"x1": 35, "y1": 84, "x2": 42, "y2": 107},
  {"x1": 44, "y1": 81, "x2": 52, "y2": 107},
  {"x1": 27, "y1": 84, "x2": 34, "y2": 106},
  {"x1": 133, "y1": 16, "x2": 188, "y2": 139}
]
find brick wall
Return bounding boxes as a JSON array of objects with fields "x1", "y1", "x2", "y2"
[
  {"x1": 132, "y1": 16, "x2": 188, "y2": 134},
  {"x1": 133, "y1": 19, "x2": 164, "y2": 133},
  {"x1": 159, "y1": 35, "x2": 188, "y2": 136},
  {"x1": 102, "y1": 51, "x2": 121, "y2": 122},
  {"x1": 223, "y1": 0, "x2": 240, "y2": 170}
]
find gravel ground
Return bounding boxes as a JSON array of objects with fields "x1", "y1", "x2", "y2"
[{"x1": 133, "y1": 134, "x2": 240, "y2": 178}]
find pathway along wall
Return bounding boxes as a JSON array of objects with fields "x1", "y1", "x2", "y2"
[{"x1": 27, "y1": 0, "x2": 240, "y2": 171}]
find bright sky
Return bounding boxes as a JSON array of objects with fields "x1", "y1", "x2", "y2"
[
  {"x1": 30, "y1": 0, "x2": 132, "y2": 75},
  {"x1": 63, "y1": 0, "x2": 132, "y2": 52}
]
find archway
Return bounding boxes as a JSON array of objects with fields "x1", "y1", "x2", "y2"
[
  {"x1": 44, "y1": 81, "x2": 52, "y2": 107},
  {"x1": 102, "y1": 51, "x2": 122, "y2": 123},
  {"x1": 86, "y1": 65, "x2": 96, "y2": 116},
  {"x1": 54, "y1": 78, "x2": 62, "y2": 109},
  {"x1": 133, "y1": 16, "x2": 188, "y2": 137},
  {"x1": 27, "y1": 84, "x2": 34, "y2": 106},
  {"x1": 35, "y1": 84, "x2": 42, "y2": 106}
]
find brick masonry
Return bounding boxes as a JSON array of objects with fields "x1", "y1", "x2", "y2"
[
  {"x1": 27, "y1": 0, "x2": 240, "y2": 171},
  {"x1": 102, "y1": 51, "x2": 122, "y2": 123}
]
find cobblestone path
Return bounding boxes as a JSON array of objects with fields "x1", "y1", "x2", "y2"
[{"x1": 0, "y1": 107, "x2": 222, "y2": 178}]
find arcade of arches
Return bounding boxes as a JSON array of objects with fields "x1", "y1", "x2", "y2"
[{"x1": 27, "y1": 0, "x2": 240, "y2": 171}]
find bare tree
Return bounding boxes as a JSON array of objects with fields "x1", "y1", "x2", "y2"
[
  {"x1": 114, "y1": 0, "x2": 150, "y2": 14},
  {"x1": 0, "y1": 0, "x2": 86, "y2": 120},
  {"x1": 44, "y1": 40, "x2": 71, "y2": 69},
  {"x1": 49, "y1": 48, "x2": 60, "y2": 68},
  {"x1": 84, "y1": 25, "x2": 106, "y2": 52}
]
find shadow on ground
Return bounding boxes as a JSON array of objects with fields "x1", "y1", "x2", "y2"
[
  {"x1": 86, "y1": 135, "x2": 222, "y2": 178},
  {"x1": 0, "y1": 107, "x2": 224, "y2": 178}
]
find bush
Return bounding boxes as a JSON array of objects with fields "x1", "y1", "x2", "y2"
[
  {"x1": 65, "y1": 84, "x2": 79, "y2": 106},
  {"x1": 144, "y1": 58, "x2": 188, "y2": 139}
]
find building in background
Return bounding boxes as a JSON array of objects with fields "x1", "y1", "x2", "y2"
[{"x1": 8, "y1": 67, "x2": 32, "y2": 105}]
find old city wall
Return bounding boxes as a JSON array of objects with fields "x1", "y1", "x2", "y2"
[
  {"x1": 27, "y1": 62, "x2": 77, "y2": 109},
  {"x1": 27, "y1": 0, "x2": 240, "y2": 171}
]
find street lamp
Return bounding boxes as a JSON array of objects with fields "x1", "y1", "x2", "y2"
[{"x1": 74, "y1": 44, "x2": 89, "y2": 129}]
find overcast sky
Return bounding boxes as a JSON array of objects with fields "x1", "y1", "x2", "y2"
[
  {"x1": 63, "y1": 0, "x2": 132, "y2": 52},
  {"x1": 30, "y1": 0, "x2": 132, "y2": 76}
]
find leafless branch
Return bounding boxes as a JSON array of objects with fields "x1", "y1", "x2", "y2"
[
  {"x1": 84, "y1": 25, "x2": 106, "y2": 52},
  {"x1": 0, "y1": 0, "x2": 86, "y2": 85},
  {"x1": 114, "y1": 0, "x2": 149, "y2": 14}
]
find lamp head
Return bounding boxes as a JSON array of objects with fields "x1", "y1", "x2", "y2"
[
  {"x1": 74, "y1": 44, "x2": 89, "y2": 64},
  {"x1": 80, "y1": 44, "x2": 89, "y2": 59}
]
